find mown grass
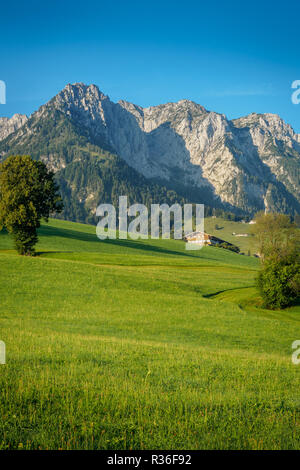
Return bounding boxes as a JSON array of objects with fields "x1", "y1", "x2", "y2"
[{"x1": 0, "y1": 218, "x2": 299, "y2": 449}]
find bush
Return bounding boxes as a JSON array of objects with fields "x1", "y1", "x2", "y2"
[
  {"x1": 257, "y1": 256, "x2": 300, "y2": 309},
  {"x1": 219, "y1": 242, "x2": 240, "y2": 253}
]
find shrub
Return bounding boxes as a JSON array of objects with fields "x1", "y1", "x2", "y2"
[
  {"x1": 257, "y1": 256, "x2": 300, "y2": 309},
  {"x1": 219, "y1": 242, "x2": 240, "y2": 253}
]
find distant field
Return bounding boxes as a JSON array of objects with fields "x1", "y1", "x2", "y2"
[
  {"x1": 204, "y1": 217, "x2": 258, "y2": 254},
  {"x1": 0, "y1": 218, "x2": 299, "y2": 450}
]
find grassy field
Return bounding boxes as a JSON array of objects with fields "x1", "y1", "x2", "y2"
[
  {"x1": 204, "y1": 217, "x2": 258, "y2": 254},
  {"x1": 0, "y1": 218, "x2": 299, "y2": 450}
]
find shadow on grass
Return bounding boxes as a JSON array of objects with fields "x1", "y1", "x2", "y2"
[
  {"x1": 38, "y1": 225, "x2": 97, "y2": 242},
  {"x1": 35, "y1": 251, "x2": 75, "y2": 256},
  {"x1": 287, "y1": 298, "x2": 300, "y2": 309},
  {"x1": 37, "y1": 224, "x2": 198, "y2": 259},
  {"x1": 203, "y1": 286, "x2": 254, "y2": 298}
]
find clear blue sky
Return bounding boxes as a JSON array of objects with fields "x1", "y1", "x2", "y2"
[{"x1": 1, "y1": 0, "x2": 300, "y2": 131}]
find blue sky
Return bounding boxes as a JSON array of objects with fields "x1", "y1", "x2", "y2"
[{"x1": 1, "y1": 0, "x2": 300, "y2": 131}]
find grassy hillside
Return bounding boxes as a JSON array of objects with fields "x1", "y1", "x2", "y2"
[
  {"x1": 204, "y1": 217, "x2": 258, "y2": 254},
  {"x1": 0, "y1": 218, "x2": 299, "y2": 450}
]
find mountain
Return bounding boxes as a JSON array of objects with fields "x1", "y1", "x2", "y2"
[
  {"x1": 0, "y1": 82, "x2": 299, "y2": 221},
  {"x1": 0, "y1": 114, "x2": 28, "y2": 141},
  {"x1": 0, "y1": 94, "x2": 190, "y2": 224}
]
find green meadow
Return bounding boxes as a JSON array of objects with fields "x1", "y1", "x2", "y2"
[{"x1": 0, "y1": 218, "x2": 299, "y2": 450}]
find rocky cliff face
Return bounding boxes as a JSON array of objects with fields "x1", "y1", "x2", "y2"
[
  {"x1": 111, "y1": 99, "x2": 300, "y2": 214},
  {"x1": 1, "y1": 83, "x2": 299, "y2": 215},
  {"x1": 0, "y1": 114, "x2": 28, "y2": 141}
]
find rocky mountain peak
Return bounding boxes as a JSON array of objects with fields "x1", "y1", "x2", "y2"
[
  {"x1": 0, "y1": 114, "x2": 28, "y2": 141},
  {"x1": 50, "y1": 82, "x2": 109, "y2": 114},
  {"x1": 0, "y1": 83, "x2": 299, "y2": 216},
  {"x1": 176, "y1": 99, "x2": 207, "y2": 113}
]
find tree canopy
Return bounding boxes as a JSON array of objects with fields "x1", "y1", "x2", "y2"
[
  {"x1": 252, "y1": 212, "x2": 300, "y2": 309},
  {"x1": 251, "y1": 211, "x2": 300, "y2": 261},
  {"x1": 0, "y1": 155, "x2": 63, "y2": 255}
]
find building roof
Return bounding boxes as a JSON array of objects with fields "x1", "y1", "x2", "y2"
[{"x1": 184, "y1": 231, "x2": 234, "y2": 246}]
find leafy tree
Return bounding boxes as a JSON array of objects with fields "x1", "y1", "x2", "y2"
[
  {"x1": 257, "y1": 254, "x2": 300, "y2": 309},
  {"x1": 251, "y1": 211, "x2": 299, "y2": 261},
  {"x1": 0, "y1": 155, "x2": 63, "y2": 255},
  {"x1": 252, "y1": 212, "x2": 300, "y2": 309}
]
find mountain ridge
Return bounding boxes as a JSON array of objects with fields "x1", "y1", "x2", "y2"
[{"x1": 0, "y1": 82, "x2": 299, "y2": 219}]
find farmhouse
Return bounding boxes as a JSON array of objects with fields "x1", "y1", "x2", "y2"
[{"x1": 184, "y1": 231, "x2": 235, "y2": 247}]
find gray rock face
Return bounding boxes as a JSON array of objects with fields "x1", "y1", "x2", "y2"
[
  {"x1": 0, "y1": 114, "x2": 28, "y2": 141},
  {"x1": 110, "y1": 101, "x2": 300, "y2": 213},
  {"x1": 1, "y1": 83, "x2": 299, "y2": 214}
]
